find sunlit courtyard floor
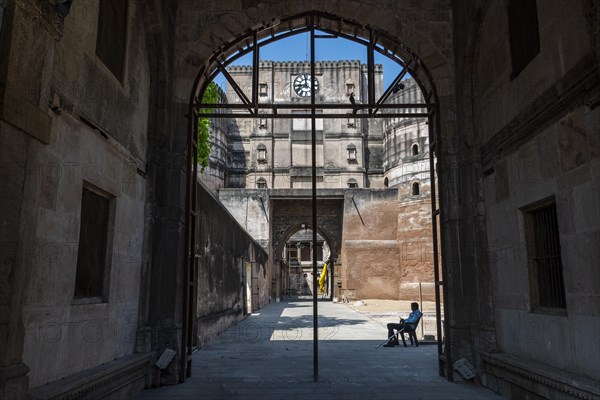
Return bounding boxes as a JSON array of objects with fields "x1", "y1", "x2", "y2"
[{"x1": 135, "y1": 298, "x2": 500, "y2": 400}]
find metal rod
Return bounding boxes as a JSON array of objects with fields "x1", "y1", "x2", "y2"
[
  {"x1": 428, "y1": 111, "x2": 444, "y2": 377},
  {"x1": 433, "y1": 108, "x2": 453, "y2": 381},
  {"x1": 215, "y1": 60, "x2": 254, "y2": 115},
  {"x1": 252, "y1": 33, "x2": 259, "y2": 115},
  {"x1": 257, "y1": 27, "x2": 312, "y2": 50},
  {"x1": 182, "y1": 103, "x2": 199, "y2": 382},
  {"x1": 196, "y1": 103, "x2": 435, "y2": 110},
  {"x1": 197, "y1": 112, "x2": 430, "y2": 119},
  {"x1": 315, "y1": 25, "x2": 411, "y2": 70},
  {"x1": 367, "y1": 28, "x2": 375, "y2": 116},
  {"x1": 419, "y1": 282, "x2": 424, "y2": 339},
  {"x1": 373, "y1": 64, "x2": 410, "y2": 114},
  {"x1": 310, "y1": 21, "x2": 319, "y2": 383}
]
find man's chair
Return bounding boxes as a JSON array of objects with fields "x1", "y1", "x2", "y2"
[{"x1": 395, "y1": 315, "x2": 421, "y2": 347}]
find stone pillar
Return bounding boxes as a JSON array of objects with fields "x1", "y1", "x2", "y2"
[
  {"x1": 136, "y1": 96, "x2": 187, "y2": 384},
  {"x1": 436, "y1": 3, "x2": 500, "y2": 372},
  {"x1": 445, "y1": 1, "x2": 499, "y2": 379}
]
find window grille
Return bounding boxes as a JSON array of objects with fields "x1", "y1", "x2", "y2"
[{"x1": 525, "y1": 201, "x2": 566, "y2": 309}]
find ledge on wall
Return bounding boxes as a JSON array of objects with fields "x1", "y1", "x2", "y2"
[
  {"x1": 29, "y1": 353, "x2": 154, "y2": 400},
  {"x1": 481, "y1": 351, "x2": 600, "y2": 400}
]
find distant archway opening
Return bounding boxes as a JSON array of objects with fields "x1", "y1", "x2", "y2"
[{"x1": 282, "y1": 228, "x2": 331, "y2": 297}]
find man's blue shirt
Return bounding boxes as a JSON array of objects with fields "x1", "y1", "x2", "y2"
[{"x1": 405, "y1": 309, "x2": 422, "y2": 326}]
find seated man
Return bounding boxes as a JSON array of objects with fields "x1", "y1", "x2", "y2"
[{"x1": 383, "y1": 302, "x2": 422, "y2": 347}]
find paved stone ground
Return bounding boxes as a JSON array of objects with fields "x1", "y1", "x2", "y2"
[{"x1": 135, "y1": 299, "x2": 500, "y2": 400}]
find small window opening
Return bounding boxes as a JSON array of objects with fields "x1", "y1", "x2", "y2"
[
  {"x1": 346, "y1": 82, "x2": 355, "y2": 95},
  {"x1": 412, "y1": 144, "x2": 419, "y2": 155},
  {"x1": 96, "y1": 0, "x2": 128, "y2": 82},
  {"x1": 347, "y1": 114, "x2": 356, "y2": 128},
  {"x1": 412, "y1": 182, "x2": 420, "y2": 196},
  {"x1": 508, "y1": 0, "x2": 540, "y2": 79},
  {"x1": 347, "y1": 144, "x2": 357, "y2": 163},
  {"x1": 257, "y1": 145, "x2": 267, "y2": 163},
  {"x1": 259, "y1": 83, "x2": 268, "y2": 96},
  {"x1": 257, "y1": 178, "x2": 267, "y2": 188},
  {"x1": 74, "y1": 185, "x2": 114, "y2": 300}
]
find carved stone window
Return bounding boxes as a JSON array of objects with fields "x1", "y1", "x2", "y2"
[
  {"x1": 347, "y1": 144, "x2": 357, "y2": 163},
  {"x1": 346, "y1": 80, "x2": 355, "y2": 96},
  {"x1": 259, "y1": 83, "x2": 268, "y2": 96},
  {"x1": 257, "y1": 144, "x2": 267, "y2": 163},
  {"x1": 347, "y1": 114, "x2": 356, "y2": 128}
]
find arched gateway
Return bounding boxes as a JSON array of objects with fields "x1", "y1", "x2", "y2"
[
  {"x1": 185, "y1": 11, "x2": 444, "y2": 382},
  {"x1": 3, "y1": 1, "x2": 596, "y2": 399}
]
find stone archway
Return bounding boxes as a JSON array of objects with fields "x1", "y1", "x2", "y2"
[
  {"x1": 270, "y1": 195, "x2": 344, "y2": 301},
  {"x1": 271, "y1": 198, "x2": 343, "y2": 267},
  {"x1": 176, "y1": 4, "x2": 456, "y2": 382}
]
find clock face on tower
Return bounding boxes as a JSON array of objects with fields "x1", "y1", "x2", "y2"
[{"x1": 293, "y1": 74, "x2": 319, "y2": 97}]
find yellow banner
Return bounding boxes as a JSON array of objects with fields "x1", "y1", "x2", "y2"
[{"x1": 318, "y1": 262, "x2": 328, "y2": 294}]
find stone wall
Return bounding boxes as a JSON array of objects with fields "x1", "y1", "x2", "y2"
[
  {"x1": 195, "y1": 182, "x2": 269, "y2": 347},
  {"x1": 474, "y1": 0, "x2": 600, "y2": 396},
  {"x1": 218, "y1": 188, "x2": 270, "y2": 250},
  {"x1": 0, "y1": 0, "x2": 151, "y2": 395},
  {"x1": 483, "y1": 106, "x2": 600, "y2": 383},
  {"x1": 18, "y1": 116, "x2": 147, "y2": 389},
  {"x1": 340, "y1": 188, "x2": 434, "y2": 301},
  {"x1": 219, "y1": 186, "x2": 434, "y2": 302}
]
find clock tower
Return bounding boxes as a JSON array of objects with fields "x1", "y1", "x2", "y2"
[{"x1": 224, "y1": 60, "x2": 386, "y2": 189}]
